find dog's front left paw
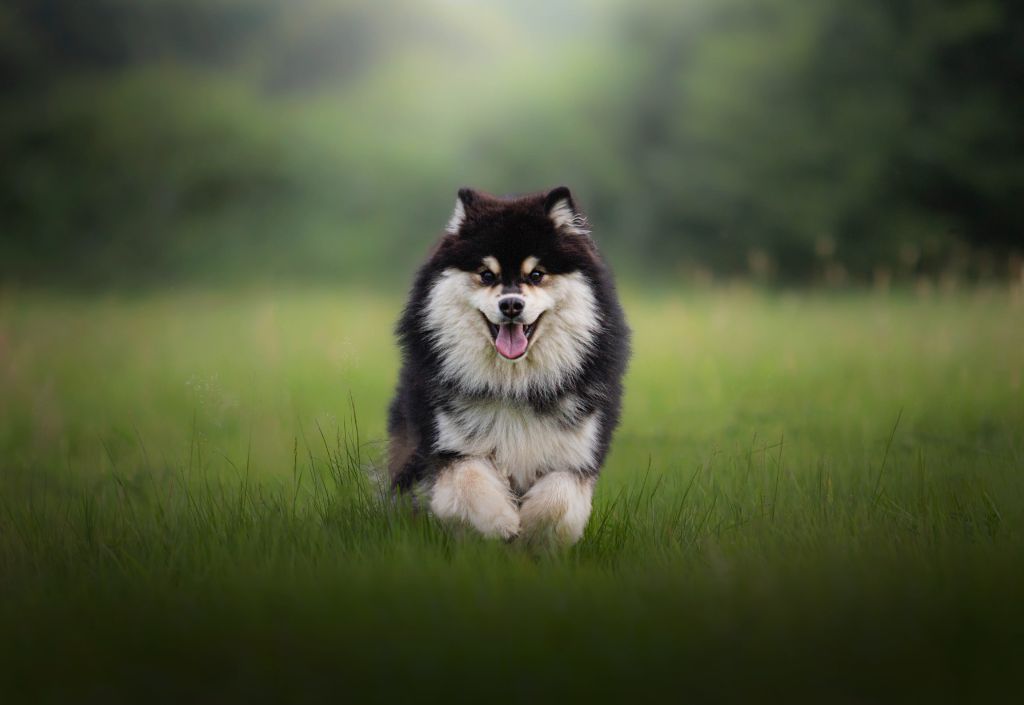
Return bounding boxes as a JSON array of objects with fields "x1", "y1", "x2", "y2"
[{"x1": 518, "y1": 472, "x2": 594, "y2": 548}]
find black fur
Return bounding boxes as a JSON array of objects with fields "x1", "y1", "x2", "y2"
[{"x1": 387, "y1": 187, "x2": 630, "y2": 492}]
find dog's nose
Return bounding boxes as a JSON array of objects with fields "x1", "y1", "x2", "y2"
[{"x1": 498, "y1": 296, "x2": 525, "y2": 319}]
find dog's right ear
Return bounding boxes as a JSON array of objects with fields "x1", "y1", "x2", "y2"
[{"x1": 445, "y1": 187, "x2": 479, "y2": 235}]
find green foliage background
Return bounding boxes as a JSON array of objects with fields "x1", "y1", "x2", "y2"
[{"x1": 2, "y1": 0, "x2": 1021, "y2": 286}]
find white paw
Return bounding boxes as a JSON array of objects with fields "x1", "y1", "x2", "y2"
[
  {"x1": 519, "y1": 472, "x2": 594, "y2": 547},
  {"x1": 474, "y1": 500, "x2": 521, "y2": 540},
  {"x1": 429, "y1": 458, "x2": 520, "y2": 540}
]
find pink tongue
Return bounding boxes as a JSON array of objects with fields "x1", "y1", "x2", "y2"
[{"x1": 495, "y1": 323, "x2": 528, "y2": 359}]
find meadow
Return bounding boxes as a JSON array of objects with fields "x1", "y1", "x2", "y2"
[{"x1": 1, "y1": 287, "x2": 1022, "y2": 703}]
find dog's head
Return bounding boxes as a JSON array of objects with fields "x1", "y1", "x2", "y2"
[{"x1": 414, "y1": 186, "x2": 606, "y2": 395}]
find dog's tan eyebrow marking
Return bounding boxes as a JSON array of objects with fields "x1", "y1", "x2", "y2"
[
  {"x1": 482, "y1": 256, "x2": 500, "y2": 275},
  {"x1": 522, "y1": 256, "x2": 541, "y2": 275}
]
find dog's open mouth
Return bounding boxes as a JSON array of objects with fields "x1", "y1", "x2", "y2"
[{"x1": 483, "y1": 314, "x2": 541, "y2": 360}]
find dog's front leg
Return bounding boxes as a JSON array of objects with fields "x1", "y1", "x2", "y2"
[
  {"x1": 429, "y1": 457, "x2": 520, "y2": 540},
  {"x1": 519, "y1": 471, "x2": 595, "y2": 547}
]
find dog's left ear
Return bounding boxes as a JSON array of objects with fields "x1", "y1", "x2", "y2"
[{"x1": 544, "y1": 186, "x2": 589, "y2": 236}]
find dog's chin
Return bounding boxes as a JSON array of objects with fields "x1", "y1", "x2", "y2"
[{"x1": 481, "y1": 313, "x2": 542, "y2": 361}]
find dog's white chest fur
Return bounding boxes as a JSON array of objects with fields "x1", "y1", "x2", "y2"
[{"x1": 433, "y1": 398, "x2": 600, "y2": 492}]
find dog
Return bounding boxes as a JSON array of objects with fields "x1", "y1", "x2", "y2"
[{"x1": 387, "y1": 186, "x2": 629, "y2": 546}]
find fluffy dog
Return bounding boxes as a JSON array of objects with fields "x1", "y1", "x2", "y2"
[{"x1": 388, "y1": 186, "x2": 629, "y2": 545}]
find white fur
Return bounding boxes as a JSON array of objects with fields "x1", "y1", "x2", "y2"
[
  {"x1": 429, "y1": 457, "x2": 520, "y2": 539},
  {"x1": 548, "y1": 198, "x2": 590, "y2": 236},
  {"x1": 445, "y1": 198, "x2": 466, "y2": 235},
  {"x1": 434, "y1": 401, "x2": 601, "y2": 492},
  {"x1": 423, "y1": 268, "x2": 601, "y2": 398},
  {"x1": 519, "y1": 472, "x2": 595, "y2": 546}
]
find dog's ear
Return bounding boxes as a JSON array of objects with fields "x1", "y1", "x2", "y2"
[
  {"x1": 445, "y1": 187, "x2": 480, "y2": 235},
  {"x1": 544, "y1": 186, "x2": 589, "y2": 236}
]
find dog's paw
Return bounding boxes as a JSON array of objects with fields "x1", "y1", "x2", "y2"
[
  {"x1": 519, "y1": 472, "x2": 594, "y2": 548},
  {"x1": 430, "y1": 458, "x2": 520, "y2": 541},
  {"x1": 474, "y1": 501, "x2": 521, "y2": 541}
]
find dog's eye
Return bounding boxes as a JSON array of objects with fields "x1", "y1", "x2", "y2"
[
  {"x1": 528, "y1": 270, "x2": 545, "y2": 285},
  {"x1": 480, "y1": 270, "x2": 496, "y2": 286}
]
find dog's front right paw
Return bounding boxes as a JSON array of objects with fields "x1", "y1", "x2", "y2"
[
  {"x1": 429, "y1": 458, "x2": 520, "y2": 541},
  {"x1": 474, "y1": 501, "x2": 521, "y2": 541}
]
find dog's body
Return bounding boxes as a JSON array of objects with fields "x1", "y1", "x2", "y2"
[{"x1": 388, "y1": 187, "x2": 629, "y2": 545}]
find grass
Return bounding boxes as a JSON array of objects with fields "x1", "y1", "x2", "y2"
[{"x1": 1, "y1": 287, "x2": 1022, "y2": 703}]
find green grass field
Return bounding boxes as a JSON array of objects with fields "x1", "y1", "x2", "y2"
[{"x1": 2, "y1": 288, "x2": 1022, "y2": 703}]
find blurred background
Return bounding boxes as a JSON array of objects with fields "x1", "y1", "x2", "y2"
[
  {"x1": 2, "y1": 6, "x2": 1023, "y2": 699},
  {"x1": 2, "y1": 0, "x2": 1022, "y2": 289}
]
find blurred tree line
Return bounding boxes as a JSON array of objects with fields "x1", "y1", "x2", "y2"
[{"x1": 1, "y1": 0, "x2": 1021, "y2": 287}]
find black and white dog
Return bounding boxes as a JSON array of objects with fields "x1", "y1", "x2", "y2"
[{"x1": 388, "y1": 187, "x2": 629, "y2": 546}]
